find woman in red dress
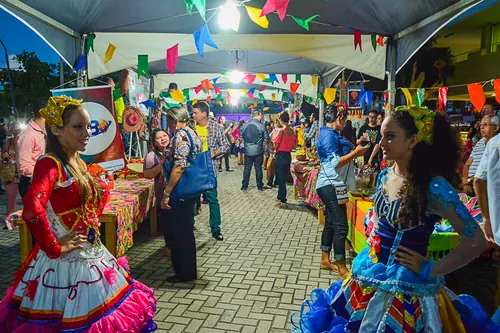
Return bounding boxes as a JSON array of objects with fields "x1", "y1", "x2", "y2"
[{"x1": 0, "y1": 96, "x2": 157, "y2": 332}]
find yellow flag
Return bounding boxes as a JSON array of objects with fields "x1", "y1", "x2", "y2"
[
  {"x1": 193, "y1": 99, "x2": 198, "y2": 105},
  {"x1": 312, "y1": 76, "x2": 318, "y2": 87},
  {"x1": 401, "y1": 88, "x2": 413, "y2": 105},
  {"x1": 170, "y1": 89, "x2": 185, "y2": 103},
  {"x1": 228, "y1": 88, "x2": 234, "y2": 96},
  {"x1": 272, "y1": 93, "x2": 276, "y2": 101},
  {"x1": 256, "y1": 73, "x2": 266, "y2": 80},
  {"x1": 219, "y1": 101, "x2": 223, "y2": 107},
  {"x1": 254, "y1": 101, "x2": 258, "y2": 107},
  {"x1": 241, "y1": 89, "x2": 247, "y2": 95},
  {"x1": 104, "y1": 43, "x2": 116, "y2": 64},
  {"x1": 324, "y1": 88, "x2": 337, "y2": 105},
  {"x1": 245, "y1": 6, "x2": 269, "y2": 29},
  {"x1": 263, "y1": 107, "x2": 270, "y2": 111}
]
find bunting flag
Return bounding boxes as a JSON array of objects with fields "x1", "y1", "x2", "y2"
[
  {"x1": 263, "y1": 78, "x2": 274, "y2": 84},
  {"x1": 259, "y1": 86, "x2": 266, "y2": 92},
  {"x1": 193, "y1": 99, "x2": 199, "y2": 105},
  {"x1": 245, "y1": 6, "x2": 269, "y2": 29},
  {"x1": 354, "y1": 30, "x2": 362, "y2": 52},
  {"x1": 104, "y1": 43, "x2": 117, "y2": 64},
  {"x1": 292, "y1": 14, "x2": 319, "y2": 31},
  {"x1": 241, "y1": 89, "x2": 248, "y2": 95},
  {"x1": 86, "y1": 34, "x2": 96, "y2": 54},
  {"x1": 312, "y1": 76, "x2": 318, "y2": 87},
  {"x1": 201, "y1": 79, "x2": 213, "y2": 92},
  {"x1": 214, "y1": 86, "x2": 222, "y2": 95},
  {"x1": 377, "y1": 35, "x2": 385, "y2": 46},
  {"x1": 248, "y1": 92, "x2": 254, "y2": 99},
  {"x1": 371, "y1": 35, "x2": 377, "y2": 52},
  {"x1": 206, "y1": 96, "x2": 212, "y2": 102},
  {"x1": 260, "y1": 0, "x2": 290, "y2": 21},
  {"x1": 290, "y1": 83, "x2": 300, "y2": 94},
  {"x1": 254, "y1": 101, "x2": 258, "y2": 107},
  {"x1": 183, "y1": 88, "x2": 190, "y2": 99},
  {"x1": 468, "y1": 83, "x2": 486, "y2": 111},
  {"x1": 170, "y1": 90, "x2": 185, "y2": 103},
  {"x1": 212, "y1": 77, "x2": 219, "y2": 85},
  {"x1": 137, "y1": 55, "x2": 149, "y2": 78},
  {"x1": 438, "y1": 86, "x2": 449, "y2": 111},
  {"x1": 140, "y1": 100, "x2": 159, "y2": 110},
  {"x1": 414, "y1": 88, "x2": 425, "y2": 106},
  {"x1": 282, "y1": 91, "x2": 289, "y2": 101},
  {"x1": 494, "y1": 79, "x2": 500, "y2": 105},
  {"x1": 185, "y1": 0, "x2": 206, "y2": 21},
  {"x1": 324, "y1": 88, "x2": 337, "y2": 105},
  {"x1": 193, "y1": 24, "x2": 218, "y2": 57},
  {"x1": 75, "y1": 55, "x2": 86, "y2": 71},
  {"x1": 269, "y1": 74, "x2": 279, "y2": 84},
  {"x1": 259, "y1": 93, "x2": 265, "y2": 99},
  {"x1": 166, "y1": 44, "x2": 179, "y2": 74},
  {"x1": 243, "y1": 74, "x2": 256, "y2": 85},
  {"x1": 295, "y1": 74, "x2": 302, "y2": 83},
  {"x1": 401, "y1": 88, "x2": 413, "y2": 105},
  {"x1": 257, "y1": 73, "x2": 266, "y2": 80},
  {"x1": 263, "y1": 107, "x2": 270, "y2": 111},
  {"x1": 282, "y1": 74, "x2": 288, "y2": 84},
  {"x1": 195, "y1": 84, "x2": 203, "y2": 94}
]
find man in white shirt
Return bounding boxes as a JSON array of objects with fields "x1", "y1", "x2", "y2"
[{"x1": 474, "y1": 115, "x2": 500, "y2": 244}]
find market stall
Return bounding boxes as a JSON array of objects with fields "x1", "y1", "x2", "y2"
[{"x1": 6, "y1": 177, "x2": 156, "y2": 262}]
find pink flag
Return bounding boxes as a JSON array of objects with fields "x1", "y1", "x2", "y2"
[
  {"x1": 195, "y1": 84, "x2": 203, "y2": 94},
  {"x1": 260, "y1": 0, "x2": 290, "y2": 21},
  {"x1": 438, "y1": 87, "x2": 449, "y2": 111},
  {"x1": 166, "y1": 44, "x2": 179, "y2": 74},
  {"x1": 214, "y1": 86, "x2": 222, "y2": 95},
  {"x1": 243, "y1": 74, "x2": 256, "y2": 85},
  {"x1": 282, "y1": 74, "x2": 288, "y2": 84},
  {"x1": 259, "y1": 86, "x2": 266, "y2": 92}
]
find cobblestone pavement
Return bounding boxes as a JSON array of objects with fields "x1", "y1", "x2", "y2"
[{"x1": 0, "y1": 158, "x2": 497, "y2": 332}]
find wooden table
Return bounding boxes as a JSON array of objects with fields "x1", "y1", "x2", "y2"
[{"x1": 9, "y1": 178, "x2": 157, "y2": 262}]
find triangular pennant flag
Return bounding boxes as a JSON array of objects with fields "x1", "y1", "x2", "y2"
[
  {"x1": 438, "y1": 86, "x2": 449, "y2": 111},
  {"x1": 354, "y1": 30, "x2": 362, "y2": 52},
  {"x1": 201, "y1": 79, "x2": 213, "y2": 92},
  {"x1": 170, "y1": 90, "x2": 185, "y2": 103},
  {"x1": 75, "y1": 55, "x2": 86, "y2": 71},
  {"x1": 371, "y1": 35, "x2": 377, "y2": 52},
  {"x1": 292, "y1": 14, "x2": 319, "y2": 31},
  {"x1": 324, "y1": 88, "x2": 336, "y2": 105},
  {"x1": 243, "y1": 74, "x2": 256, "y2": 85},
  {"x1": 263, "y1": 78, "x2": 274, "y2": 84},
  {"x1": 263, "y1": 107, "x2": 270, "y2": 111},
  {"x1": 206, "y1": 96, "x2": 212, "y2": 102},
  {"x1": 259, "y1": 93, "x2": 265, "y2": 99},
  {"x1": 248, "y1": 92, "x2": 254, "y2": 99},
  {"x1": 195, "y1": 84, "x2": 203, "y2": 94},
  {"x1": 260, "y1": 0, "x2": 290, "y2": 21},
  {"x1": 282, "y1": 74, "x2": 288, "y2": 84},
  {"x1": 377, "y1": 35, "x2": 385, "y2": 46},
  {"x1": 401, "y1": 88, "x2": 413, "y2": 105},
  {"x1": 256, "y1": 73, "x2": 266, "y2": 80},
  {"x1": 193, "y1": 99, "x2": 199, "y2": 105},
  {"x1": 282, "y1": 91, "x2": 289, "y2": 101},
  {"x1": 228, "y1": 88, "x2": 234, "y2": 97},
  {"x1": 193, "y1": 24, "x2": 218, "y2": 57},
  {"x1": 468, "y1": 83, "x2": 486, "y2": 111},
  {"x1": 248, "y1": 88, "x2": 256, "y2": 95},
  {"x1": 259, "y1": 86, "x2": 266, "y2": 92},
  {"x1": 183, "y1": 88, "x2": 190, "y2": 99},
  {"x1": 104, "y1": 43, "x2": 117, "y2": 64},
  {"x1": 214, "y1": 86, "x2": 222, "y2": 95},
  {"x1": 166, "y1": 44, "x2": 179, "y2": 74},
  {"x1": 290, "y1": 83, "x2": 300, "y2": 94},
  {"x1": 86, "y1": 34, "x2": 96, "y2": 54},
  {"x1": 272, "y1": 93, "x2": 276, "y2": 101},
  {"x1": 185, "y1": 0, "x2": 206, "y2": 21},
  {"x1": 212, "y1": 77, "x2": 220, "y2": 85},
  {"x1": 295, "y1": 74, "x2": 302, "y2": 83},
  {"x1": 140, "y1": 100, "x2": 159, "y2": 110},
  {"x1": 311, "y1": 76, "x2": 318, "y2": 87},
  {"x1": 217, "y1": 94, "x2": 222, "y2": 102},
  {"x1": 242, "y1": 89, "x2": 248, "y2": 95},
  {"x1": 414, "y1": 88, "x2": 425, "y2": 106},
  {"x1": 269, "y1": 74, "x2": 279, "y2": 84},
  {"x1": 137, "y1": 55, "x2": 149, "y2": 78},
  {"x1": 494, "y1": 79, "x2": 500, "y2": 105},
  {"x1": 245, "y1": 6, "x2": 269, "y2": 29},
  {"x1": 254, "y1": 101, "x2": 258, "y2": 107}
]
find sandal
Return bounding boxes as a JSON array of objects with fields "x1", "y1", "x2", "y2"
[
  {"x1": 162, "y1": 247, "x2": 171, "y2": 257},
  {"x1": 274, "y1": 202, "x2": 287, "y2": 208},
  {"x1": 264, "y1": 185, "x2": 273, "y2": 190},
  {"x1": 320, "y1": 263, "x2": 338, "y2": 272}
]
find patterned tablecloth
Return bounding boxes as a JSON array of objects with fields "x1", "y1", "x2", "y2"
[
  {"x1": 290, "y1": 160, "x2": 324, "y2": 210},
  {"x1": 5, "y1": 177, "x2": 155, "y2": 257}
]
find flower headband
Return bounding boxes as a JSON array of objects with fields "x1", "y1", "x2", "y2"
[
  {"x1": 337, "y1": 103, "x2": 348, "y2": 118},
  {"x1": 394, "y1": 105, "x2": 435, "y2": 144},
  {"x1": 40, "y1": 96, "x2": 83, "y2": 127}
]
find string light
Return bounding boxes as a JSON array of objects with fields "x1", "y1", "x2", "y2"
[
  {"x1": 228, "y1": 70, "x2": 245, "y2": 83},
  {"x1": 219, "y1": 1, "x2": 241, "y2": 32}
]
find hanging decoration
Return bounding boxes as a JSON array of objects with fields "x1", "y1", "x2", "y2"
[
  {"x1": 219, "y1": 1, "x2": 241, "y2": 32},
  {"x1": 295, "y1": 74, "x2": 302, "y2": 83},
  {"x1": 290, "y1": 83, "x2": 300, "y2": 94},
  {"x1": 437, "y1": 86, "x2": 449, "y2": 111},
  {"x1": 371, "y1": 35, "x2": 377, "y2": 52},
  {"x1": 292, "y1": 14, "x2": 320, "y2": 31},
  {"x1": 137, "y1": 55, "x2": 149, "y2": 78},
  {"x1": 272, "y1": 93, "x2": 276, "y2": 101},
  {"x1": 86, "y1": 34, "x2": 96, "y2": 54},
  {"x1": 206, "y1": 96, "x2": 212, "y2": 102},
  {"x1": 269, "y1": 74, "x2": 279, "y2": 84},
  {"x1": 201, "y1": 79, "x2": 213, "y2": 92},
  {"x1": 354, "y1": 30, "x2": 362, "y2": 52},
  {"x1": 195, "y1": 84, "x2": 203, "y2": 94},
  {"x1": 104, "y1": 43, "x2": 117, "y2": 64},
  {"x1": 259, "y1": 86, "x2": 266, "y2": 92},
  {"x1": 263, "y1": 78, "x2": 274, "y2": 84},
  {"x1": 75, "y1": 55, "x2": 86, "y2": 71},
  {"x1": 212, "y1": 77, "x2": 219, "y2": 85},
  {"x1": 401, "y1": 88, "x2": 413, "y2": 105},
  {"x1": 494, "y1": 79, "x2": 500, "y2": 105},
  {"x1": 140, "y1": 100, "x2": 159, "y2": 110},
  {"x1": 245, "y1": 6, "x2": 269, "y2": 29},
  {"x1": 257, "y1": 73, "x2": 266, "y2": 80},
  {"x1": 170, "y1": 90, "x2": 185, "y2": 103},
  {"x1": 324, "y1": 88, "x2": 337, "y2": 105},
  {"x1": 468, "y1": 83, "x2": 486, "y2": 111},
  {"x1": 214, "y1": 86, "x2": 222, "y2": 95},
  {"x1": 185, "y1": 0, "x2": 206, "y2": 21},
  {"x1": 193, "y1": 24, "x2": 218, "y2": 57},
  {"x1": 312, "y1": 76, "x2": 318, "y2": 87},
  {"x1": 183, "y1": 88, "x2": 190, "y2": 100},
  {"x1": 414, "y1": 88, "x2": 425, "y2": 106},
  {"x1": 243, "y1": 74, "x2": 256, "y2": 85},
  {"x1": 166, "y1": 44, "x2": 179, "y2": 74},
  {"x1": 260, "y1": 0, "x2": 290, "y2": 21},
  {"x1": 282, "y1": 74, "x2": 288, "y2": 84},
  {"x1": 259, "y1": 93, "x2": 265, "y2": 100},
  {"x1": 377, "y1": 35, "x2": 385, "y2": 46}
]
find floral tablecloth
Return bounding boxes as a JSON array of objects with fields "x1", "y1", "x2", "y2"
[
  {"x1": 290, "y1": 160, "x2": 324, "y2": 210},
  {"x1": 5, "y1": 177, "x2": 155, "y2": 257}
]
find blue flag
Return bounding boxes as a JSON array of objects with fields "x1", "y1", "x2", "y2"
[{"x1": 193, "y1": 24, "x2": 218, "y2": 57}]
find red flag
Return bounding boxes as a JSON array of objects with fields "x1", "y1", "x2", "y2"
[
  {"x1": 377, "y1": 35, "x2": 384, "y2": 46},
  {"x1": 259, "y1": 86, "x2": 266, "y2": 92},
  {"x1": 248, "y1": 92, "x2": 254, "y2": 99},
  {"x1": 354, "y1": 30, "x2": 362, "y2": 52},
  {"x1": 243, "y1": 74, "x2": 256, "y2": 85},
  {"x1": 468, "y1": 83, "x2": 486, "y2": 112},
  {"x1": 195, "y1": 84, "x2": 203, "y2": 94},
  {"x1": 166, "y1": 44, "x2": 179, "y2": 74},
  {"x1": 206, "y1": 96, "x2": 212, "y2": 102},
  {"x1": 260, "y1": 0, "x2": 290, "y2": 21},
  {"x1": 214, "y1": 86, "x2": 222, "y2": 95},
  {"x1": 438, "y1": 87, "x2": 449, "y2": 111},
  {"x1": 290, "y1": 83, "x2": 300, "y2": 94},
  {"x1": 494, "y1": 79, "x2": 500, "y2": 105},
  {"x1": 282, "y1": 74, "x2": 288, "y2": 84}
]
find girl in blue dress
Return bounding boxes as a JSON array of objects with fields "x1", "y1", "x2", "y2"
[{"x1": 292, "y1": 106, "x2": 498, "y2": 332}]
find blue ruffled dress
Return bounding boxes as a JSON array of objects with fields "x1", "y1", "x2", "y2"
[{"x1": 291, "y1": 169, "x2": 500, "y2": 333}]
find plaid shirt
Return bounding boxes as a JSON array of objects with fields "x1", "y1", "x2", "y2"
[
  {"x1": 304, "y1": 120, "x2": 319, "y2": 145},
  {"x1": 206, "y1": 119, "x2": 230, "y2": 171}
]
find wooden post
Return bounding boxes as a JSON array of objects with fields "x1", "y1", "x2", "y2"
[{"x1": 102, "y1": 216, "x2": 117, "y2": 257}]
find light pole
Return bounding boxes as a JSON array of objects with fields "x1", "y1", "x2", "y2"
[{"x1": 0, "y1": 38, "x2": 18, "y2": 118}]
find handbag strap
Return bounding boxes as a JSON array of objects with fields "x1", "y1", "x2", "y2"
[{"x1": 178, "y1": 128, "x2": 195, "y2": 155}]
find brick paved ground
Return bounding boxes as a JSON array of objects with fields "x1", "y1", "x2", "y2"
[{"x1": 0, "y1": 158, "x2": 498, "y2": 332}]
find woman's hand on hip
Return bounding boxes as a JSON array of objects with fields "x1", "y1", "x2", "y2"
[
  {"x1": 394, "y1": 245, "x2": 429, "y2": 274},
  {"x1": 58, "y1": 232, "x2": 87, "y2": 255}
]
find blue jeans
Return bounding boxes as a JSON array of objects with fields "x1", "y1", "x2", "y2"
[
  {"x1": 204, "y1": 184, "x2": 221, "y2": 233},
  {"x1": 275, "y1": 151, "x2": 291, "y2": 203}
]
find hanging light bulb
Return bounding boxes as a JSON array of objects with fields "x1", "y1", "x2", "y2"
[
  {"x1": 228, "y1": 70, "x2": 245, "y2": 83},
  {"x1": 218, "y1": 1, "x2": 241, "y2": 32}
]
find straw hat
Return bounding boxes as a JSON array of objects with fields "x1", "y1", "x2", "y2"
[
  {"x1": 122, "y1": 106, "x2": 144, "y2": 133},
  {"x1": 127, "y1": 163, "x2": 144, "y2": 174}
]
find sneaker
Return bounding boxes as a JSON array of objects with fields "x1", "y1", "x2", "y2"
[
  {"x1": 226, "y1": 169, "x2": 234, "y2": 172},
  {"x1": 257, "y1": 187, "x2": 264, "y2": 191},
  {"x1": 212, "y1": 232, "x2": 224, "y2": 241},
  {"x1": 241, "y1": 187, "x2": 248, "y2": 191}
]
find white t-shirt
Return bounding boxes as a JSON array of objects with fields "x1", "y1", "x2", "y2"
[{"x1": 475, "y1": 135, "x2": 500, "y2": 245}]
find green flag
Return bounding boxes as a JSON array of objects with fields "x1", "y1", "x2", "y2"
[
  {"x1": 292, "y1": 14, "x2": 320, "y2": 31},
  {"x1": 371, "y1": 34, "x2": 377, "y2": 52},
  {"x1": 86, "y1": 34, "x2": 96, "y2": 54},
  {"x1": 137, "y1": 55, "x2": 150, "y2": 79},
  {"x1": 185, "y1": 0, "x2": 206, "y2": 20},
  {"x1": 295, "y1": 74, "x2": 302, "y2": 83},
  {"x1": 183, "y1": 88, "x2": 190, "y2": 99},
  {"x1": 112, "y1": 85, "x2": 121, "y2": 101},
  {"x1": 414, "y1": 88, "x2": 425, "y2": 106},
  {"x1": 259, "y1": 93, "x2": 265, "y2": 100}
]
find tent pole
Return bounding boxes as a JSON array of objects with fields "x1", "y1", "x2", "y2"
[
  {"x1": 387, "y1": 40, "x2": 397, "y2": 111},
  {"x1": 318, "y1": 75, "x2": 325, "y2": 127},
  {"x1": 59, "y1": 58, "x2": 64, "y2": 85}
]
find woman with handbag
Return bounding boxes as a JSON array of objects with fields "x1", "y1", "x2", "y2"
[
  {"x1": 264, "y1": 121, "x2": 281, "y2": 189},
  {"x1": 316, "y1": 104, "x2": 368, "y2": 278},
  {"x1": 162, "y1": 107, "x2": 204, "y2": 283},
  {"x1": 232, "y1": 120, "x2": 245, "y2": 165},
  {"x1": 2, "y1": 121, "x2": 22, "y2": 216}
]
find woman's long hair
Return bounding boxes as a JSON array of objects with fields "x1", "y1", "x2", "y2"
[
  {"x1": 46, "y1": 105, "x2": 103, "y2": 206},
  {"x1": 150, "y1": 128, "x2": 169, "y2": 161},
  {"x1": 393, "y1": 111, "x2": 461, "y2": 227}
]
